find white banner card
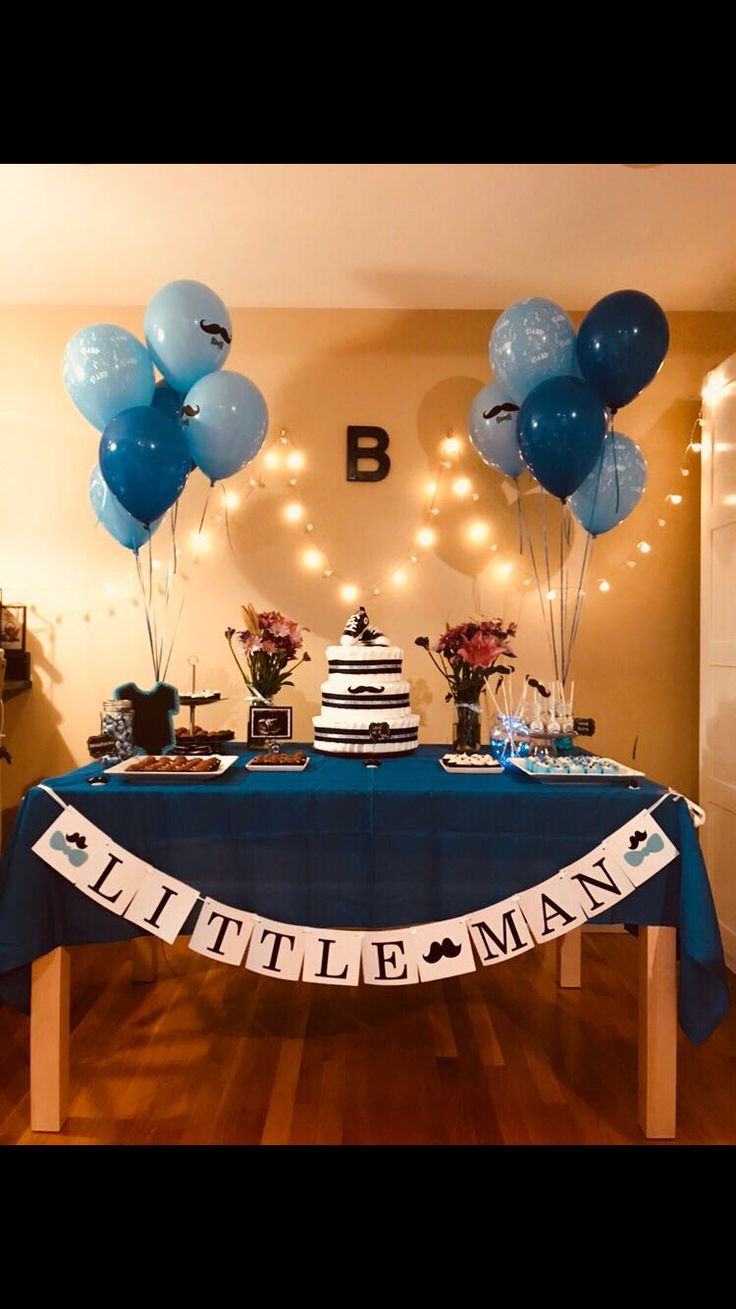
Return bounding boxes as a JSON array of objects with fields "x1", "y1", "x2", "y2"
[
  {"x1": 32, "y1": 805, "x2": 109, "y2": 886},
  {"x1": 466, "y1": 896, "x2": 535, "y2": 966},
  {"x1": 516, "y1": 874, "x2": 587, "y2": 943},
  {"x1": 602, "y1": 810, "x2": 679, "y2": 887},
  {"x1": 302, "y1": 928, "x2": 362, "y2": 986},
  {"x1": 412, "y1": 917, "x2": 476, "y2": 982},
  {"x1": 361, "y1": 929, "x2": 418, "y2": 985},
  {"x1": 189, "y1": 898, "x2": 257, "y2": 966},
  {"x1": 124, "y1": 869, "x2": 201, "y2": 943},
  {"x1": 245, "y1": 917, "x2": 305, "y2": 980},
  {"x1": 562, "y1": 847, "x2": 634, "y2": 918}
]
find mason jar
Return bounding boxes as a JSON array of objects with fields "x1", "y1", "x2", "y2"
[{"x1": 101, "y1": 699, "x2": 135, "y2": 760}]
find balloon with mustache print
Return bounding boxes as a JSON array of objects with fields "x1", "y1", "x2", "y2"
[
  {"x1": 182, "y1": 370, "x2": 268, "y2": 483},
  {"x1": 145, "y1": 279, "x2": 232, "y2": 393},
  {"x1": 468, "y1": 381, "x2": 524, "y2": 479}
]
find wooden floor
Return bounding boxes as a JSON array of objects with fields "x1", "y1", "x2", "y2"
[{"x1": 1, "y1": 933, "x2": 734, "y2": 1145}]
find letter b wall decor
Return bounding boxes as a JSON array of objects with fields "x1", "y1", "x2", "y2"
[{"x1": 346, "y1": 426, "x2": 391, "y2": 482}]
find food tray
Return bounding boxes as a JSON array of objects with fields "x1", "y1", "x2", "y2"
[
  {"x1": 105, "y1": 755, "x2": 239, "y2": 782},
  {"x1": 439, "y1": 757, "x2": 503, "y2": 775},
  {"x1": 506, "y1": 757, "x2": 644, "y2": 784},
  {"x1": 245, "y1": 757, "x2": 310, "y2": 773}
]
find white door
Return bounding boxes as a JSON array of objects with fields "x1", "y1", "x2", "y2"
[{"x1": 700, "y1": 354, "x2": 736, "y2": 972}]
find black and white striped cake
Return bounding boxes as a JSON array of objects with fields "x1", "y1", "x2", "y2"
[{"x1": 313, "y1": 608, "x2": 420, "y2": 756}]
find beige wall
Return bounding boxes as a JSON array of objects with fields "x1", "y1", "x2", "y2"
[{"x1": 2, "y1": 306, "x2": 736, "y2": 827}]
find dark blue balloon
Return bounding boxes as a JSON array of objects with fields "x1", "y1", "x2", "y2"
[
  {"x1": 99, "y1": 406, "x2": 190, "y2": 526},
  {"x1": 576, "y1": 290, "x2": 669, "y2": 411},
  {"x1": 151, "y1": 379, "x2": 184, "y2": 423},
  {"x1": 518, "y1": 376, "x2": 608, "y2": 501}
]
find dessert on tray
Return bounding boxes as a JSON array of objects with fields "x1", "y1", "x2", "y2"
[
  {"x1": 125, "y1": 755, "x2": 221, "y2": 773},
  {"x1": 442, "y1": 752, "x2": 500, "y2": 768},
  {"x1": 248, "y1": 749, "x2": 308, "y2": 767},
  {"x1": 313, "y1": 607, "x2": 419, "y2": 757}
]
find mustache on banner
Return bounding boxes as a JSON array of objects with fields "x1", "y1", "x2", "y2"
[
  {"x1": 422, "y1": 937, "x2": 463, "y2": 964},
  {"x1": 629, "y1": 830, "x2": 648, "y2": 850}
]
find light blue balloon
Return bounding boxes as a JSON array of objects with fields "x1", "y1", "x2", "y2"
[
  {"x1": 468, "y1": 382, "x2": 524, "y2": 479},
  {"x1": 63, "y1": 325, "x2": 154, "y2": 432},
  {"x1": 182, "y1": 371, "x2": 268, "y2": 482},
  {"x1": 490, "y1": 298, "x2": 577, "y2": 405},
  {"x1": 145, "y1": 279, "x2": 232, "y2": 393},
  {"x1": 569, "y1": 432, "x2": 647, "y2": 536},
  {"x1": 89, "y1": 464, "x2": 162, "y2": 552}
]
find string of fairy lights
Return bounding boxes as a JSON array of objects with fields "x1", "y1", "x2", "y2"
[
  {"x1": 26, "y1": 381, "x2": 721, "y2": 644},
  {"x1": 188, "y1": 407, "x2": 707, "y2": 609}
]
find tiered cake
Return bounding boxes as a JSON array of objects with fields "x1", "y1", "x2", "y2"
[{"x1": 313, "y1": 607, "x2": 420, "y2": 756}]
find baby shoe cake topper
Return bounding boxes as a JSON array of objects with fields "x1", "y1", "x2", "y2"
[{"x1": 340, "y1": 606, "x2": 390, "y2": 647}]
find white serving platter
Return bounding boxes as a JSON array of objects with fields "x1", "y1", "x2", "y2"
[
  {"x1": 106, "y1": 754, "x2": 239, "y2": 782},
  {"x1": 506, "y1": 757, "x2": 645, "y2": 784},
  {"x1": 245, "y1": 757, "x2": 310, "y2": 773},
  {"x1": 439, "y1": 757, "x2": 504, "y2": 775}
]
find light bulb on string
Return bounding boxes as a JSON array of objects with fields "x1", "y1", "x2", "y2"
[
  {"x1": 546, "y1": 588, "x2": 556, "y2": 600},
  {"x1": 341, "y1": 583, "x2": 359, "y2": 603},
  {"x1": 689, "y1": 441, "x2": 702, "y2": 454},
  {"x1": 637, "y1": 541, "x2": 652, "y2": 554},
  {"x1": 191, "y1": 530, "x2": 210, "y2": 554},
  {"x1": 430, "y1": 507, "x2": 440, "y2": 517},
  {"x1": 286, "y1": 451, "x2": 305, "y2": 471},
  {"x1": 303, "y1": 547, "x2": 323, "y2": 570},
  {"x1": 467, "y1": 520, "x2": 490, "y2": 544},
  {"x1": 392, "y1": 569, "x2": 407, "y2": 587},
  {"x1": 452, "y1": 476, "x2": 472, "y2": 497},
  {"x1": 223, "y1": 490, "x2": 240, "y2": 510},
  {"x1": 372, "y1": 587, "x2": 381, "y2": 595},
  {"x1": 264, "y1": 450, "x2": 280, "y2": 470},
  {"x1": 426, "y1": 480, "x2": 437, "y2": 497},
  {"x1": 416, "y1": 527, "x2": 436, "y2": 548},
  {"x1": 598, "y1": 579, "x2": 611, "y2": 593},
  {"x1": 442, "y1": 435, "x2": 462, "y2": 459},
  {"x1": 284, "y1": 502, "x2": 304, "y2": 523},
  {"x1": 666, "y1": 494, "x2": 682, "y2": 505}
]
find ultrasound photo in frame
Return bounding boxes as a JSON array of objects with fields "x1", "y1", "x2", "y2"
[{"x1": 248, "y1": 704, "x2": 293, "y2": 746}]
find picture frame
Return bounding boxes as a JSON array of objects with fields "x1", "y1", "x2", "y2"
[
  {"x1": 0, "y1": 602, "x2": 26, "y2": 652},
  {"x1": 248, "y1": 704, "x2": 293, "y2": 746}
]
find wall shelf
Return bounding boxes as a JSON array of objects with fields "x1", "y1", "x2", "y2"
[{"x1": 2, "y1": 679, "x2": 31, "y2": 702}]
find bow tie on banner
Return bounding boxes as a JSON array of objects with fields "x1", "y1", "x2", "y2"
[{"x1": 28, "y1": 784, "x2": 690, "y2": 988}]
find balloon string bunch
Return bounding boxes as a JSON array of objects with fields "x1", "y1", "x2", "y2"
[
  {"x1": 472, "y1": 290, "x2": 671, "y2": 685},
  {"x1": 63, "y1": 279, "x2": 269, "y2": 685}
]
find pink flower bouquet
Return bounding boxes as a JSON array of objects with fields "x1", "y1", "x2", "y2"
[
  {"x1": 226, "y1": 604, "x2": 310, "y2": 701},
  {"x1": 415, "y1": 619, "x2": 516, "y2": 705}
]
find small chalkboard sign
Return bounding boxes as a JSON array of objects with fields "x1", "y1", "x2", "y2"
[{"x1": 573, "y1": 717, "x2": 596, "y2": 737}]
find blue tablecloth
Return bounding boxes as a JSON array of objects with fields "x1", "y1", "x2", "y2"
[{"x1": 0, "y1": 746, "x2": 728, "y2": 1043}]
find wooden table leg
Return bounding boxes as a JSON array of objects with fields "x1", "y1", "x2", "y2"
[
  {"x1": 130, "y1": 937, "x2": 161, "y2": 982},
  {"x1": 556, "y1": 928, "x2": 582, "y2": 988},
  {"x1": 638, "y1": 926, "x2": 677, "y2": 1139},
  {"x1": 30, "y1": 947, "x2": 70, "y2": 1133}
]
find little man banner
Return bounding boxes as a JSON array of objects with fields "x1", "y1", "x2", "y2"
[{"x1": 30, "y1": 791, "x2": 683, "y2": 988}]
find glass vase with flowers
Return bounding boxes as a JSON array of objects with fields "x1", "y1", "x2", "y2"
[
  {"x1": 226, "y1": 605, "x2": 310, "y2": 746},
  {"x1": 415, "y1": 618, "x2": 517, "y2": 753}
]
